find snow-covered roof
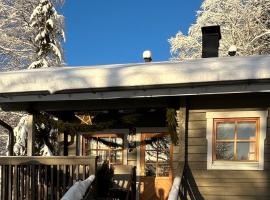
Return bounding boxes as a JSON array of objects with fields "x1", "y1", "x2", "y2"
[{"x1": 0, "y1": 55, "x2": 270, "y2": 97}]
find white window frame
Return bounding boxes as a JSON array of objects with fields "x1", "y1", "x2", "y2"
[{"x1": 206, "y1": 111, "x2": 268, "y2": 170}]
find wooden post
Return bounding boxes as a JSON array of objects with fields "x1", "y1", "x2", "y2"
[
  {"x1": 27, "y1": 115, "x2": 35, "y2": 156},
  {"x1": 178, "y1": 98, "x2": 187, "y2": 164},
  {"x1": 175, "y1": 97, "x2": 188, "y2": 197},
  {"x1": 76, "y1": 133, "x2": 80, "y2": 156},
  {"x1": 63, "y1": 132, "x2": 68, "y2": 156}
]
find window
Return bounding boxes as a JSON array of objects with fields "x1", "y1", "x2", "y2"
[
  {"x1": 82, "y1": 134, "x2": 124, "y2": 165},
  {"x1": 214, "y1": 119, "x2": 258, "y2": 161},
  {"x1": 206, "y1": 111, "x2": 267, "y2": 170},
  {"x1": 141, "y1": 134, "x2": 171, "y2": 177}
]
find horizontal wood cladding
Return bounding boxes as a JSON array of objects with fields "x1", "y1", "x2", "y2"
[
  {"x1": 200, "y1": 196, "x2": 270, "y2": 200},
  {"x1": 187, "y1": 107, "x2": 270, "y2": 199}
]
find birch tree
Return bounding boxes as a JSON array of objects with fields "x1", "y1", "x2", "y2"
[{"x1": 169, "y1": 0, "x2": 270, "y2": 60}]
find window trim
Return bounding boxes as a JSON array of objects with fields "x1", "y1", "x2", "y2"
[
  {"x1": 213, "y1": 118, "x2": 259, "y2": 162},
  {"x1": 206, "y1": 111, "x2": 268, "y2": 170}
]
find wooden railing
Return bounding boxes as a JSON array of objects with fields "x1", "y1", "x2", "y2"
[
  {"x1": 177, "y1": 165, "x2": 200, "y2": 200},
  {"x1": 0, "y1": 156, "x2": 97, "y2": 200}
]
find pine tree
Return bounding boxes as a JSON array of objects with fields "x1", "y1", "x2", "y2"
[
  {"x1": 29, "y1": 0, "x2": 65, "y2": 69},
  {"x1": 169, "y1": 0, "x2": 270, "y2": 60}
]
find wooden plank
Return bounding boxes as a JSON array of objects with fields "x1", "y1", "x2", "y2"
[
  {"x1": 26, "y1": 166, "x2": 29, "y2": 200},
  {"x1": 63, "y1": 165, "x2": 66, "y2": 193},
  {"x1": 188, "y1": 162, "x2": 207, "y2": 170},
  {"x1": 2, "y1": 166, "x2": 6, "y2": 200},
  {"x1": 30, "y1": 165, "x2": 36, "y2": 200},
  {"x1": 37, "y1": 165, "x2": 41, "y2": 200},
  {"x1": 44, "y1": 166, "x2": 48, "y2": 200},
  {"x1": 0, "y1": 156, "x2": 96, "y2": 165},
  {"x1": 202, "y1": 195, "x2": 270, "y2": 200},
  {"x1": 188, "y1": 121, "x2": 206, "y2": 130},
  {"x1": 197, "y1": 187, "x2": 270, "y2": 196},
  {"x1": 188, "y1": 112, "x2": 206, "y2": 121},
  {"x1": 188, "y1": 146, "x2": 207, "y2": 154},
  {"x1": 188, "y1": 129, "x2": 206, "y2": 138},
  {"x1": 195, "y1": 181, "x2": 270, "y2": 187},
  {"x1": 191, "y1": 170, "x2": 269, "y2": 179},
  {"x1": 8, "y1": 165, "x2": 12, "y2": 200},
  {"x1": 56, "y1": 165, "x2": 60, "y2": 200},
  {"x1": 50, "y1": 166, "x2": 54, "y2": 200},
  {"x1": 13, "y1": 165, "x2": 18, "y2": 200},
  {"x1": 188, "y1": 138, "x2": 207, "y2": 146},
  {"x1": 188, "y1": 154, "x2": 207, "y2": 162}
]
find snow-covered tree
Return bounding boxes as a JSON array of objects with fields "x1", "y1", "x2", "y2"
[
  {"x1": 0, "y1": 0, "x2": 65, "y2": 155},
  {"x1": 0, "y1": 0, "x2": 64, "y2": 71},
  {"x1": 169, "y1": 0, "x2": 270, "y2": 60},
  {"x1": 29, "y1": 0, "x2": 65, "y2": 69}
]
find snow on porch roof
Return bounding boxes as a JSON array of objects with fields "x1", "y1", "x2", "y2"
[{"x1": 0, "y1": 55, "x2": 270, "y2": 95}]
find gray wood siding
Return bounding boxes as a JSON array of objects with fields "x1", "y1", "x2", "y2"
[{"x1": 187, "y1": 108, "x2": 270, "y2": 199}]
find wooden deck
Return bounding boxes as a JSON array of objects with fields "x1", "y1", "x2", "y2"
[{"x1": 0, "y1": 156, "x2": 97, "y2": 200}]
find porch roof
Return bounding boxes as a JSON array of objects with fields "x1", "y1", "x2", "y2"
[{"x1": 0, "y1": 55, "x2": 270, "y2": 103}]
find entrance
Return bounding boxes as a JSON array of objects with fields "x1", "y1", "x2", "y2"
[{"x1": 139, "y1": 133, "x2": 172, "y2": 200}]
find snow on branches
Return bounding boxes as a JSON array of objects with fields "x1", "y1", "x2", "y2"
[
  {"x1": 29, "y1": 0, "x2": 65, "y2": 69},
  {"x1": 13, "y1": 115, "x2": 30, "y2": 156},
  {"x1": 0, "y1": 0, "x2": 65, "y2": 71},
  {"x1": 169, "y1": 0, "x2": 270, "y2": 60}
]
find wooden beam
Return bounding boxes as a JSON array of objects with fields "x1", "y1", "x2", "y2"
[{"x1": 27, "y1": 115, "x2": 35, "y2": 156}]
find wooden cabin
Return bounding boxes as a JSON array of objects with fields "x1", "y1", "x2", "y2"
[{"x1": 0, "y1": 55, "x2": 270, "y2": 199}]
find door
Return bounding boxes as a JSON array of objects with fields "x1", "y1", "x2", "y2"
[{"x1": 139, "y1": 133, "x2": 172, "y2": 200}]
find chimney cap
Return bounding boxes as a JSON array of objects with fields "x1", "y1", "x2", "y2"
[
  {"x1": 201, "y1": 25, "x2": 221, "y2": 39},
  {"x1": 143, "y1": 50, "x2": 152, "y2": 62}
]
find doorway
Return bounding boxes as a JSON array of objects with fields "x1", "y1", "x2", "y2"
[{"x1": 139, "y1": 133, "x2": 172, "y2": 200}]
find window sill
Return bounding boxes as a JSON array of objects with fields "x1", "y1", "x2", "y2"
[{"x1": 208, "y1": 161, "x2": 262, "y2": 170}]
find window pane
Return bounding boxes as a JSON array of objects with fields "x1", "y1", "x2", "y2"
[
  {"x1": 216, "y1": 142, "x2": 234, "y2": 160},
  {"x1": 110, "y1": 150, "x2": 122, "y2": 164},
  {"x1": 110, "y1": 137, "x2": 123, "y2": 149},
  {"x1": 145, "y1": 151, "x2": 157, "y2": 163},
  {"x1": 157, "y1": 164, "x2": 170, "y2": 177},
  {"x1": 159, "y1": 135, "x2": 171, "y2": 150},
  {"x1": 88, "y1": 149, "x2": 97, "y2": 157},
  {"x1": 97, "y1": 150, "x2": 109, "y2": 162},
  {"x1": 145, "y1": 163, "x2": 156, "y2": 177},
  {"x1": 88, "y1": 138, "x2": 97, "y2": 149},
  {"x1": 237, "y1": 142, "x2": 256, "y2": 160},
  {"x1": 98, "y1": 138, "x2": 110, "y2": 149},
  {"x1": 146, "y1": 140, "x2": 158, "y2": 151},
  {"x1": 217, "y1": 123, "x2": 235, "y2": 140},
  {"x1": 237, "y1": 122, "x2": 256, "y2": 140},
  {"x1": 158, "y1": 151, "x2": 170, "y2": 163}
]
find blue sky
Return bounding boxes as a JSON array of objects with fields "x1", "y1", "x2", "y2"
[{"x1": 62, "y1": 1, "x2": 202, "y2": 66}]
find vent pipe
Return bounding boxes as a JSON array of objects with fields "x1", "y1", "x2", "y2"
[{"x1": 201, "y1": 26, "x2": 221, "y2": 58}]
